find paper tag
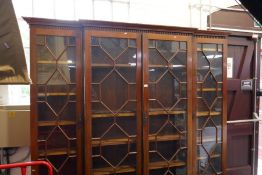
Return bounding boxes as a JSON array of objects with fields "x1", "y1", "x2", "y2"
[{"x1": 227, "y1": 57, "x2": 233, "y2": 78}]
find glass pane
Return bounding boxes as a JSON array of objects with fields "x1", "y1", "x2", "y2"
[
  {"x1": 156, "y1": 40, "x2": 179, "y2": 61},
  {"x1": 59, "y1": 157, "x2": 77, "y2": 175},
  {"x1": 202, "y1": 91, "x2": 217, "y2": 107},
  {"x1": 37, "y1": 63, "x2": 56, "y2": 84},
  {"x1": 100, "y1": 71, "x2": 128, "y2": 112},
  {"x1": 180, "y1": 42, "x2": 187, "y2": 50},
  {"x1": 68, "y1": 84, "x2": 76, "y2": 101},
  {"x1": 154, "y1": 72, "x2": 179, "y2": 109},
  {"x1": 68, "y1": 37, "x2": 76, "y2": 46},
  {"x1": 217, "y1": 83, "x2": 223, "y2": 97},
  {"x1": 211, "y1": 98, "x2": 222, "y2": 113},
  {"x1": 117, "y1": 68, "x2": 136, "y2": 83},
  {"x1": 181, "y1": 83, "x2": 187, "y2": 98},
  {"x1": 46, "y1": 79, "x2": 68, "y2": 115},
  {"x1": 197, "y1": 52, "x2": 209, "y2": 82},
  {"x1": 91, "y1": 46, "x2": 113, "y2": 65},
  {"x1": 149, "y1": 48, "x2": 167, "y2": 65},
  {"x1": 218, "y1": 44, "x2": 223, "y2": 52},
  {"x1": 116, "y1": 48, "x2": 137, "y2": 65},
  {"x1": 36, "y1": 45, "x2": 54, "y2": 61},
  {"x1": 116, "y1": 48, "x2": 137, "y2": 83},
  {"x1": 91, "y1": 37, "x2": 99, "y2": 46},
  {"x1": 37, "y1": 102, "x2": 56, "y2": 121},
  {"x1": 46, "y1": 127, "x2": 68, "y2": 150},
  {"x1": 128, "y1": 39, "x2": 136, "y2": 48},
  {"x1": 91, "y1": 84, "x2": 100, "y2": 101},
  {"x1": 149, "y1": 40, "x2": 155, "y2": 48},
  {"x1": 197, "y1": 98, "x2": 209, "y2": 112},
  {"x1": 197, "y1": 44, "x2": 202, "y2": 51},
  {"x1": 203, "y1": 43, "x2": 216, "y2": 51},
  {"x1": 91, "y1": 102, "x2": 111, "y2": 114},
  {"x1": 149, "y1": 68, "x2": 167, "y2": 83},
  {"x1": 58, "y1": 47, "x2": 76, "y2": 83},
  {"x1": 100, "y1": 38, "x2": 128, "y2": 59},
  {"x1": 116, "y1": 116, "x2": 137, "y2": 136},
  {"x1": 36, "y1": 36, "x2": 45, "y2": 45},
  {"x1": 128, "y1": 84, "x2": 136, "y2": 100},
  {"x1": 170, "y1": 51, "x2": 187, "y2": 82},
  {"x1": 60, "y1": 102, "x2": 77, "y2": 121},
  {"x1": 203, "y1": 73, "x2": 217, "y2": 88},
  {"x1": 211, "y1": 53, "x2": 223, "y2": 82},
  {"x1": 92, "y1": 67, "x2": 113, "y2": 83},
  {"x1": 46, "y1": 36, "x2": 67, "y2": 58}
]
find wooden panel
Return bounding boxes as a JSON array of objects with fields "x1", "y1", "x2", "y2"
[
  {"x1": 228, "y1": 135, "x2": 251, "y2": 167},
  {"x1": 208, "y1": 5, "x2": 261, "y2": 32},
  {"x1": 227, "y1": 166, "x2": 252, "y2": 175},
  {"x1": 226, "y1": 36, "x2": 258, "y2": 175},
  {"x1": 227, "y1": 37, "x2": 254, "y2": 121}
]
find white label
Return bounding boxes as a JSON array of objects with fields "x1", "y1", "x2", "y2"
[{"x1": 227, "y1": 57, "x2": 233, "y2": 78}]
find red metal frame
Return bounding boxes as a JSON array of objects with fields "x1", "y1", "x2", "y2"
[{"x1": 0, "y1": 161, "x2": 53, "y2": 175}]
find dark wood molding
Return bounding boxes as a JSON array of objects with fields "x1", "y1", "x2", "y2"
[{"x1": 24, "y1": 17, "x2": 229, "y2": 37}]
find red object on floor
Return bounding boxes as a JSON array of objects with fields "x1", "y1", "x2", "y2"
[{"x1": 0, "y1": 161, "x2": 53, "y2": 175}]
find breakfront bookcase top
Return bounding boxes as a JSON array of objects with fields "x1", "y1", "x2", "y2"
[{"x1": 25, "y1": 17, "x2": 228, "y2": 175}]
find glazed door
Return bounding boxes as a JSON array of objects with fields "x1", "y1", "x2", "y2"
[
  {"x1": 143, "y1": 34, "x2": 192, "y2": 175},
  {"x1": 30, "y1": 28, "x2": 83, "y2": 175},
  {"x1": 227, "y1": 36, "x2": 259, "y2": 175},
  {"x1": 85, "y1": 31, "x2": 142, "y2": 175},
  {"x1": 193, "y1": 38, "x2": 227, "y2": 175}
]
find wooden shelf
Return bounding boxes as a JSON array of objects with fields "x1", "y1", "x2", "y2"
[
  {"x1": 149, "y1": 134, "x2": 183, "y2": 142},
  {"x1": 37, "y1": 60, "x2": 75, "y2": 64},
  {"x1": 148, "y1": 65, "x2": 186, "y2": 68},
  {"x1": 92, "y1": 112, "x2": 136, "y2": 118},
  {"x1": 148, "y1": 65, "x2": 168, "y2": 68},
  {"x1": 196, "y1": 111, "x2": 221, "y2": 117},
  {"x1": 197, "y1": 48, "x2": 217, "y2": 52},
  {"x1": 38, "y1": 120, "x2": 76, "y2": 126},
  {"x1": 38, "y1": 148, "x2": 76, "y2": 157},
  {"x1": 38, "y1": 92, "x2": 76, "y2": 97},
  {"x1": 197, "y1": 136, "x2": 222, "y2": 143},
  {"x1": 92, "y1": 160, "x2": 186, "y2": 175},
  {"x1": 91, "y1": 110, "x2": 186, "y2": 118},
  {"x1": 91, "y1": 134, "x2": 183, "y2": 147},
  {"x1": 149, "y1": 160, "x2": 186, "y2": 170},
  {"x1": 149, "y1": 110, "x2": 186, "y2": 116},
  {"x1": 197, "y1": 88, "x2": 222, "y2": 92},
  {"x1": 92, "y1": 64, "x2": 185, "y2": 69},
  {"x1": 198, "y1": 154, "x2": 221, "y2": 160},
  {"x1": 92, "y1": 137, "x2": 136, "y2": 147},
  {"x1": 93, "y1": 165, "x2": 136, "y2": 175},
  {"x1": 92, "y1": 64, "x2": 136, "y2": 68}
]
